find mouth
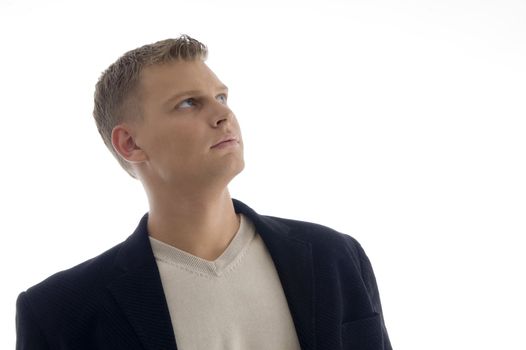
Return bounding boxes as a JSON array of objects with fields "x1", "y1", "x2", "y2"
[{"x1": 211, "y1": 136, "x2": 240, "y2": 149}]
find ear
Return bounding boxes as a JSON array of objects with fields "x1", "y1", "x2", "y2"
[{"x1": 111, "y1": 124, "x2": 148, "y2": 163}]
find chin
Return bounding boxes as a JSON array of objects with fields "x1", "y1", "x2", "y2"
[
  {"x1": 234, "y1": 161, "x2": 245, "y2": 177},
  {"x1": 229, "y1": 157, "x2": 245, "y2": 176},
  {"x1": 223, "y1": 157, "x2": 245, "y2": 183},
  {"x1": 206, "y1": 152, "x2": 244, "y2": 184}
]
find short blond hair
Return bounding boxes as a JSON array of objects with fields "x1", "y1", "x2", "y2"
[{"x1": 93, "y1": 35, "x2": 208, "y2": 178}]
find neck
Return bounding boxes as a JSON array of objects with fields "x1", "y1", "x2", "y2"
[{"x1": 145, "y1": 186, "x2": 239, "y2": 261}]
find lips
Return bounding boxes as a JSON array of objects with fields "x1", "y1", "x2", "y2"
[{"x1": 211, "y1": 135, "x2": 239, "y2": 149}]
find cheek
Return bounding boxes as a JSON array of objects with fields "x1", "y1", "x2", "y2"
[{"x1": 157, "y1": 124, "x2": 206, "y2": 156}]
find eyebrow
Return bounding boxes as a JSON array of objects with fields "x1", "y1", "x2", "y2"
[{"x1": 163, "y1": 84, "x2": 229, "y2": 106}]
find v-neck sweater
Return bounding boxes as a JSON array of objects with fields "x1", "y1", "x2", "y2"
[{"x1": 149, "y1": 214, "x2": 301, "y2": 350}]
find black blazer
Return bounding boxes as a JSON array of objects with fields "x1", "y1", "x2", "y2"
[{"x1": 16, "y1": 199, "x2": 392, "y2": 350}]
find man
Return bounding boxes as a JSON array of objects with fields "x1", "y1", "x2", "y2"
[{"x1": 16, "y1": 35, "x2": 392, "y2": 349}]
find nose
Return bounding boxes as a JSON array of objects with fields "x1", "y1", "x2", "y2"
[{"x1": 210, "y1": 100, "x2": 234, "y2": 128}]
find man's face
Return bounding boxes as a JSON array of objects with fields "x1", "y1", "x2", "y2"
[{"x1": 130, "y1": 59, "x2": 244, "y2": 188}]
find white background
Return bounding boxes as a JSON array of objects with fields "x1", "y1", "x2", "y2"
[{"x1": 1, "y1": 0, "x2": 525, "y2": 348}]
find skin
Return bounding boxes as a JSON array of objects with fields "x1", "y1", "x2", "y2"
[{"x1": 111, "y1": 59, "x2": 244, "y2": 261}]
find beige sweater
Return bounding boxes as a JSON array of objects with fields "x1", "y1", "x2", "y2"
[{"x1": 149, "y1": 214, "x2": 301, "y2": 350}]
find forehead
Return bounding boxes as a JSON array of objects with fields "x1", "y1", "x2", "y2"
[{"x1": 138, "y1": 59, "x2": 223, "y2": 99}]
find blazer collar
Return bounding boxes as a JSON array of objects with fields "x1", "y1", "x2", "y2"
[{"x1": 107, "y1": 199, "x2": 315, "y2": 350}]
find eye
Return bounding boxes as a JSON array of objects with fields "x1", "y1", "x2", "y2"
[
  {"x1": 177, "y1": 98, "x2": 197, "y2": 109},
  {"x1": 216, "y1": 94, "x2": 228, "y2": 104}
]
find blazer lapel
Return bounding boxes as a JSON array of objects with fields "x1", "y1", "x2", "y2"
[
  {"x1": 234, "y1": 200, "x2": 316, "y2": 350},
  {"x1": 107, "y1": 214, "x2": 178, "y2": 350}
]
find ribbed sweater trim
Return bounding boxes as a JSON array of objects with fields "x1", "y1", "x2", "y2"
[{"x1": 149, "y1": 214, "x2": 255, "y2": 277}]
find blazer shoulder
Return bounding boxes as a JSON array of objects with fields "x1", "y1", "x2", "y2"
[
  {"x1": 234, "y1": 199, "x2": 363, "y2": 255},
  {"x1": 262, "y1": 214, "x2": 363, "y2": 259},
  {"x1": 21, "y1": 240, "x2": 124, "y2": 311}
]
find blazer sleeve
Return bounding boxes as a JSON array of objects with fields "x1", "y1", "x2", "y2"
[
  {"x1": 16, "y1": 292, "x2": 50, "y2": 350},
  {"x1": 351, "y1": 238, "x2": 393, "y2": 350}
]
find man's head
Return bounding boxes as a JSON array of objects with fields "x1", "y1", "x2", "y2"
[{"x1": 93, "y1": 35, "x2": 243, "y2": 188}]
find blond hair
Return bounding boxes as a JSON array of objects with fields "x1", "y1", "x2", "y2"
[{"x1": 93, "y1": 35, "x2": 208, "y2": 178}]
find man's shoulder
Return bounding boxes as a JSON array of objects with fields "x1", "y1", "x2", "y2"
[
  {"x1": 257, "y1": 213, "x2": 365, "y2": 262},
  {"x1": 234, "y1": 199, "x2": 364, "y2": 259},
  {"x1": 16, "y1": 235, "x2": 143, "y2": 340},
  {"x1": 21, "y1": 240, "x2": 125, "y2": 306},
  {"x1": 22, "y1": 214, "x2": 151, "y2": 301}
]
